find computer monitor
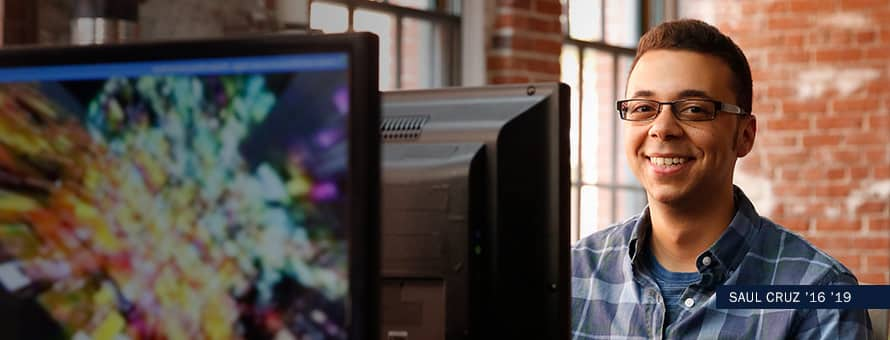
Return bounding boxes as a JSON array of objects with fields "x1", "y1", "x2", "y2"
[
  {"x1": 0, "y1": 33, "x2": 379, "y2": 340},
  {"x1": 380, "y1": 83, "x2": 570, "y2": 340}
]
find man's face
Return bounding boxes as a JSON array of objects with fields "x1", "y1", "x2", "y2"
[{"x1": 624, "y1": 49, "x2": 755, "y2": 207}]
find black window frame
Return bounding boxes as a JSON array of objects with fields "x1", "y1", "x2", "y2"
[{"x1": 309, "y1": 0, "x2": 462, "y2": 89}]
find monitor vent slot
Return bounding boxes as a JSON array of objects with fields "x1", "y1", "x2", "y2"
[{"x1": 381, "y1": 115, "x2": 429, "y2": 141}]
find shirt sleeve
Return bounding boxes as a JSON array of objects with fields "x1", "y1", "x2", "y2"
[{"x1": 792, "y1": 272, "x2": 874, "y2": 340}]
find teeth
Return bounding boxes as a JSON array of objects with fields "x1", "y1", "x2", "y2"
[{"x1": 650, "y1": 157, "x2": 687, "y2": 166}]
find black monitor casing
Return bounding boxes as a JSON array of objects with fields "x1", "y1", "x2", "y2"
[{"x1": 381, "y1": 83, "x2": 570, "y2": 340}]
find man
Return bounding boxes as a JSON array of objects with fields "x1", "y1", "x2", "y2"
[{"x1": 571, "y1": 19, "x2": 872, "y2": 339}]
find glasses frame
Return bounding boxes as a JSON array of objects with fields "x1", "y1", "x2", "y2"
[{"x1": 616, "y1": 98, "x2": 750, "y2": 121}]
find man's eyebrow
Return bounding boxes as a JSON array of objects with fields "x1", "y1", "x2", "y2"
[
  {"x1": 676, "y1": 89, "x2": 712, "y2": 99},
  {"x1": 629, "y1": 89, "x2": 714, "y2": 99},
  {"x1": 631, "y1": 90, "x2": 654, "y2": 98}
]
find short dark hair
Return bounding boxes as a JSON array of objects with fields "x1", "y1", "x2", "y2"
[{"x1": 630, "y1": 19, "x2": 753, "y2": 113}]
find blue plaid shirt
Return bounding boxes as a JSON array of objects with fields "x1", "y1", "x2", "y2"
[{"x1": 571, "y1": 187, "x2": 873, "y2": 339}]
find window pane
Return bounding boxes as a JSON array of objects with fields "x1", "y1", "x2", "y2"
[
  {"x1": 616, "y1": 124, "x2": 641, "y2": 187},
  {"x1": 597, "y1": 187, "x2": 616, "y2": 230},
  {"x1": 571, "y1": 185, "x2": 580, "y2": 242},
  {"x1": 310, "y1": 1, "x2": 349, "y2": 33},
  {"x1": 580, "y1": 49, "x2": 615, "y2": 185},
  {"x1": 354, "y1": 9, "x2": 397, "y2": 90},
  {"x1": 580, "y1": 185, "x2": 615, "y2": 236},
  {"x1": 605, "y1": 0, "x2": 641, "y2": 48},
  {"x1": 402, "y1": 18, "x2": 447, "y2": 89},
  {"x1": 388, "y1": 0, "x2": 435, "y2": 11},
  {"x1": 616, "y1": 55, "x2": 633, "y2": 103},
  {"x1": 568, "y1": 0, "x2": 603, "y2": 41},
  {"x1": 646, "y1": 0, "x2": 666, "y2": 30},
  {"x1": 449, "y1": 0, "x2": 461, "y2": 15},
  {"x1": 616, "y1": 189, "x2": 647, "y2": 222},
  {"x1": 616, "y1": 55, "x2": 640, "y2": 186},
  {"x1": 579, "y1": 185, "x2": 598, "y2": 238},
  {"x1": 560, "y1": 44, "x2": 580, "y2": 182}
]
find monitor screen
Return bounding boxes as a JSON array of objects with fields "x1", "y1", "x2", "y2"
[
  {"x1": 0, "y1": 33, "x2": 379, "y2": 340},
  {"x1": 380, "y1": 83, "x2": 570, "y2": 340}
]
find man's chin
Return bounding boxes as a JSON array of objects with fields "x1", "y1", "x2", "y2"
[{"x1": 645, "y1": 185, "x2": 693, "y2": 206}]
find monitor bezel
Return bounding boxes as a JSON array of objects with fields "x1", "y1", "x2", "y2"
[{"x1": 0, "y1": 32, "x2": 380, "y2": 340}]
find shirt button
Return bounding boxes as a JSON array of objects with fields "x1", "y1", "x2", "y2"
[
  {"x1": 684, "y1": 298, "x2": 695, "y2": 308},
  {"x1": 701, "y1": 256, "x2": 712, "y2": 266}
]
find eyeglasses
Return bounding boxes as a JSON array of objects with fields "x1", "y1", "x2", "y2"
[{"x1": 616, "y1": 98, "x2": 749, "y2": 121}]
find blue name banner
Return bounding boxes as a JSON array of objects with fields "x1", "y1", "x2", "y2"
[{"x1": 717, "y1": 285, "x2": 890, "y2": 309}]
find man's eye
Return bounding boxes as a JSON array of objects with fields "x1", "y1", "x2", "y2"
[
  {"x1": 680, "y1": 105, "x2": 710, "y2": 115},
  {"x1": 631, "y1": 104, "x2": 656, "y2": 112}
]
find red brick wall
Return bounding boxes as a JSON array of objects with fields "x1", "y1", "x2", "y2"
[
  {"x1": 489, "y1": 0, "x2": 890, "y2": 283},
  {"x1": 682, "y1": 0, "x2": 890, "y2": 284},
  {"x1": 488, "y1": 0, "x2": 562, "y2": 83}
]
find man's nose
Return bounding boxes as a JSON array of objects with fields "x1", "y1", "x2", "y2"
[{"x1": 648, "y1": 103, "x2": 684, "y2": 140}]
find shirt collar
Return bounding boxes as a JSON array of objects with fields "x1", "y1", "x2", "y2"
[
  {"x1": 627, "y1": 208, "x2": 650, "y2": 266},
  {"x1": 626, "y1": 186, "x2": 762, "y2": 286}
]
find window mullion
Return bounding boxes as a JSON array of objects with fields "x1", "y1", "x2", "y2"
[
  {"x1": 600, "y1": 0, "x2": 606, "y2": 43},
  {"x1": 610, "y1": 53, "x2": 619, "y2": 223},
  {"x1": 564, "y1": 0, "x2": 571, "y2": 41},
  {"x1": 396, "y1": 15, "x2": 403, "y2": 88},
  {"x1": 575, "y1": 44, "x2": 585, "y2": 238},
  {"x1": 347, "y1": 2, "x2": 355, "y2": 31},
  {"x1": 449, "y1": 24, "x2": 460, "y2": 86}
]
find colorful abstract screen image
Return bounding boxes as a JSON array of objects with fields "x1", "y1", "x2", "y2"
[{"x1": 0, "y1": 54, "x2": 352, "y2": 339}]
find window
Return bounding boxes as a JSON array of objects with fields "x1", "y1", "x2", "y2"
[
  {"x1": 309, "y1": 0, "x2": 461, "y2": 90},
  {"x1": 561, "y1": 0, "x2": 673, "y2": 241}
]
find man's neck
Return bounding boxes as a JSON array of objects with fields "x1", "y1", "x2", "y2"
[{"x1": 647, "y1": 187, "x2": 736, "y2": 273}]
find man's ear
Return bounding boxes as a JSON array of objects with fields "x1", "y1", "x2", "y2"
[{"x1": 736, "y1": 115, "x2": 756, "y2": 157}]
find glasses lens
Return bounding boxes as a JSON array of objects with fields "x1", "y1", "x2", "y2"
[
  {"x1": 674, "y1": 100, "x2": 717, "y2": 121},
  {"x1": 621, "y1": 100, "x2": 658, "y2": 121}
]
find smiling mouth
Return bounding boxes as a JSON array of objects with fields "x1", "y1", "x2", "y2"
[{"x1": 647, "y1": 156, "x2": 692, "y2": 168}]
